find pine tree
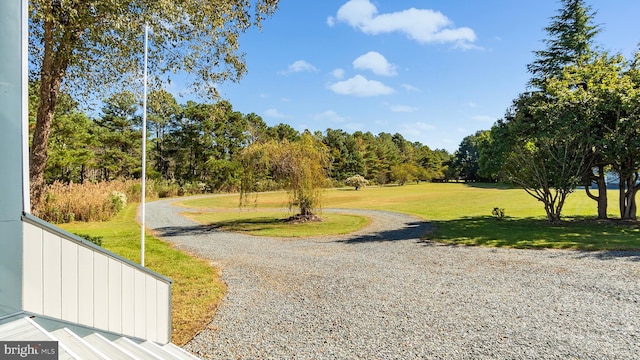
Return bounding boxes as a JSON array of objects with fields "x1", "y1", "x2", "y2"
[{"x1": 527, "y1": 0, "x2": 600, "y2": 88}]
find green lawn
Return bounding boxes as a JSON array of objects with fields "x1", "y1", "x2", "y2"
[
  {"x1": 177, "y1": 183, "x2": 640, "y2": 251},
  {"x1": 184, "y1": 210, "x2": 369, "y2": 237},
  {"x1": 59, "y1": 204, "x2": 226, "y2": 346}
]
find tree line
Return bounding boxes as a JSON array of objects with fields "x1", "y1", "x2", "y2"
[
  {"x1": 450, "y1": 0, "x2": 640, "y2": 222},
  {"x1": 35, "y1": 86, "x2": 453, "y2": 195}
]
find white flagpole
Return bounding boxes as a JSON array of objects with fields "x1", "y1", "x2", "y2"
[{"x1": 141, "y1": 24, "x2": 149, "y2": 267}]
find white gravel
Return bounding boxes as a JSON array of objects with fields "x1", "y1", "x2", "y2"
[{"x1": 145, "y1": 197, "x2": 640, "y2": 359}]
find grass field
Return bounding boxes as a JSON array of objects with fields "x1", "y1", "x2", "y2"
[
  {"x1": 178, "y1": 182, "x2": 640, "y2": 251},
  {"x1": 59, "y1": 204, "x2": 226, "y2": 346}
]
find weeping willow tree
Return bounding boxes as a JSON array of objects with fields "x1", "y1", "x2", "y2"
[{"x1": 240, "y1": 132, "x2": 330, "y2": 219}]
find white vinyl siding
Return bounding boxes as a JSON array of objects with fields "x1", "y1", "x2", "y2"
[{"x1": 22, "y1": 220, "x2": 172, "y2": 344}]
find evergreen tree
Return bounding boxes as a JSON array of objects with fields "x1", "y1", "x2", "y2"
[
  {"x1": 527, "y1": 0, "x2": 600, "y2": 89},
  {"x1": 94, "y1": 91, "x2": 142, "y2": 180}
]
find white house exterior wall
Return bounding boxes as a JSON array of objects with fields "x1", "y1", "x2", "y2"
[{"x1": 21, "y1": 220, "x2": 172, "y2": 344}]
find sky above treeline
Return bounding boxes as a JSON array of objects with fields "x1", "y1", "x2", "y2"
[{"x1": 170, "y1": 0, "x2": 640, "y2": 152}]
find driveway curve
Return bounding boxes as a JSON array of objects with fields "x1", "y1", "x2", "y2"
[{"x1": 145, "y1": 197, "x2": 640, "y2": 359}]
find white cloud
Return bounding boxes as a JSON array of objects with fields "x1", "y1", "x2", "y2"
[
  {"x1": 330, "y1": 0, "x2": 477, "y2": 48},
  {"x1": 329, "y1": 75, "x2": 395, "y2": 97},
  {"x1": 390, "y1": 104, "x2": 418, "y2": 113},
  {"x1": 263, "y1": 108, "x2": 288, "y2": 119},
  {"x1": 332, "y1": 68, "x2": 345, "y2": 79},
  {"x1": 314, "y1": 110, "x2": 348, "y2": 123},
  {"x1": 465, "y1": 102, "x2": 478, "y2": 108},
  {"x1": 280, "y1": 60, "x2": 318, "y2": 74},
  {"x1": 401, "y1": 84, "x2": 421, "y2": 92},
  {"x1": 353, "y1": 51, "x2": 397, "y2": 76}
]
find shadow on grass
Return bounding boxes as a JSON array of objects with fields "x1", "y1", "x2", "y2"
[
  {"x1": 426, "y1": 216, "x2": 640, "y2": 258},
  {"x1": 153, "y1": 218, "x2": 281, "y2": 237},
  {"x1": 207, "y1": 217, "x2": 288, "y2": 234},
  {"x1": 461, "y1": 182, "x2": 518, "y2": 190},
  {"x1": 338, "y1": 220, "x2": 433, "y2": 244},
  {"x1": 152, "y1": 224, "x2": 218, "y2": 238}
]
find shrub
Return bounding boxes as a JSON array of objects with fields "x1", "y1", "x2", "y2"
[
  {"x1": 345, "y1": 175, "x2": 369, "y2": 190},
  {"x1": 110, "y1": 191, "x2": 127, "y2": 213},
  {"x1": 156, "y1": 181, "x2": 181, "y2": 198},
  {"x1": 492, "y1": 207, "x2": 506, "y2": 219}
]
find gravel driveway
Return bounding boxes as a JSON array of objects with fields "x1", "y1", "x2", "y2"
[{"x1": 145, "y1": 197, "x2": 640, "y2": 359}]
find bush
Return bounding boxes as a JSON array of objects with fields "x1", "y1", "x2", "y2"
[
  {"x1": 492, "y1": 207, "x2": 506, "y2": 219},
  {"x1": 157, "y1": 184, "x2": 180, "y2": 198},
  {"x1": 345, "y1": 175, "x2": 369, "y2": 190},
  {"x1": 110, "y1": 191, "x2": 127, "y2": 212}
]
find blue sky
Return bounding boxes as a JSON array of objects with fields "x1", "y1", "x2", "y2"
[{"x1": 172, "y1": 0, "x2": 640, "y2": 153}]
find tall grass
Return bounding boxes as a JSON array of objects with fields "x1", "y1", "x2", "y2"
[
  {"x1": 37, "y1": 179, "x2": 140, "y2": 223},
  {"x1": 37, "y1": 179, "x2": 212, "y2": 223}
]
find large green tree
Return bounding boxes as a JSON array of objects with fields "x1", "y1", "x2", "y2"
[
  {"x1": 205, "y1": 100, "x2": 249, "y2": 191},
  {"x1": 543, "y1": 54, "x2": 634, "y2": 219},
  {"x1": 527, "y1": 0, "x2": 600, "y2": 89},
  {"x1": 452, "y1": 131, "x2": 491, "y2": 182},
  {"x1": 502, "y1": 93, "x2": 593, "y2": 223},
  {"x1": 323, "y1": 129, "x2": 364, "y2": 181},
  {"x1": 416, "y1": 147, "x2": 450, "y2": 182},
  {"x1": 29, "y1": 0, "x2": 279, "y2": 210},
  {"x1": 492, "y1": 0, "x2": 602, "y2": 222},
  {"x1": 169, "y1": 101, "x2": 216, "y2": 184},
  {"x1": 94, "y1": 91, "x2": 142, "y2": 180},
  {"x1": 147, "y1": 89, "x2": 182, "y2": 180},
  {"x1": 614, "y1": 52, "x2": 640, "y2": 219}
]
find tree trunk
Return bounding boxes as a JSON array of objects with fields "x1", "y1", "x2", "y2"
[
  {"x1": 584, "y1": 166, "x2": 608, "y2": 219},
  {"x1": 29, "y1": 16, "x2": 81, "y2": 212},
  {"x1": 631, "y1": 189, "x2": 638, "y2": 220},
  {"x1": 544, "y1": 205, "x2": 561, "y2": 223},
  {"x1": 626, "y1": 174, "x2": 639, "y2": 220},
  {"x1": 30, "y1": 67, "x2": 62, "y2": 211},
  {"x1": 618, "y1": 173, "x2": 638, "y2": 220},
  {"x1": 619, "y1": 179, "x2": 626, "y2": 219},
  {"x1": 542, "y1": 190, "x2": 567, "y2": 224}
]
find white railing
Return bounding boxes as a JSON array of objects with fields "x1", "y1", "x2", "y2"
[{"x1": 21, "y1": 214, "x2": 172, "y2": 344}]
